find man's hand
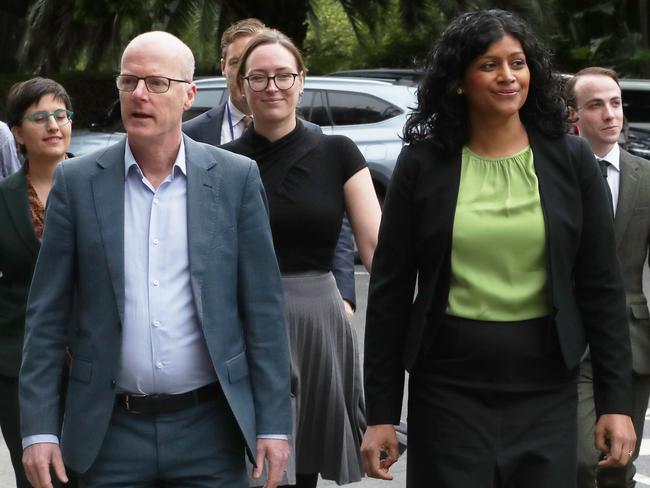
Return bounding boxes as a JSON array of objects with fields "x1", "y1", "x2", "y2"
[
  {"x1": 342, "y1": 300, "x2": 354, "y2": 322},
  {"x1": 595, "y1": 413, "x2": 637, "y2": 468},
  {"x1": 23, "y1": 443, "x2": 68, "y2": 488},
  {"x1": 361, "y1": 424, "x2": 400, "y2": 480},
  {"x1": 252, "y1": 438, "x2": 290, "y2": 488}
]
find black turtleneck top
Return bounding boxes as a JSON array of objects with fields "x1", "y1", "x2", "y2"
[{"x1": 222, "y1": 120, "x2": 366, "y2": 273}]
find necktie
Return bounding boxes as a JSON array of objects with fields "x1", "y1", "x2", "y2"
[
  {"x1": 241, "y1": 115, "x2": 253, "y2": 130},
  {"x1": 597, "y1": 159, "x2": 614, "y2": 216}
]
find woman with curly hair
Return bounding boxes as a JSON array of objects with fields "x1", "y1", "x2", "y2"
[{"x1": 361, "y1": 9, "x2": 636, "y2": 487}]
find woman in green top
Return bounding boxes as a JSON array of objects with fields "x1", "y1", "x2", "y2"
[{"x1": 361, "y1": 9, "x2": 636, "y2": 487}]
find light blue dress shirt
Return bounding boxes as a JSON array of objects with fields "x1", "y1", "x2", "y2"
[{"x1": 118, "y1": 138, "x2": 217, "y2": 394}]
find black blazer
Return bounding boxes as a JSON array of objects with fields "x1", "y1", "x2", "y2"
[
  {"x1": 0, "y1": 167, "x2": 39, "y2": 378},
  {"x1": 364, "y1": 129, "x2": 632, "y2": 425},
  {"x1": 183, "y1": 102, "x2": 357, "y2": 306},
  {"x1": 183, "y1": 105, "x2": 226, "y2": 147}
]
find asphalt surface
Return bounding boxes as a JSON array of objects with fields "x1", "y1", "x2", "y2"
[{"x1": 2, "y1": 266, "x2": 649, "y2": 487}]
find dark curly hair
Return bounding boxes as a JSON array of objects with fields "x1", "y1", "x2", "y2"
[{"x1": 403, "y1": 9, "x2": 566, "y2": 154}]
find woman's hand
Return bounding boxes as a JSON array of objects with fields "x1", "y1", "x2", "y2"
[{"x1": 595, "y1": 413, "x2": 637, "y2": 467}]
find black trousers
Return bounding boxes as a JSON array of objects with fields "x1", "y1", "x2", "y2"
[
  {"x1": 407, "y1": 377, "x2": 577, "y2": 487},
  {"x1": 0, "y1": 375, "x2": 30, "y2": 488},
  {"x1": 406, "y1": 316, "x2": 578, "y2": 488}
]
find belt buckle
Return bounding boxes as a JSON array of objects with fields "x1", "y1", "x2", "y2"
[{"x1": 124, "y1": 393, "x2": 148, "y2": 414}]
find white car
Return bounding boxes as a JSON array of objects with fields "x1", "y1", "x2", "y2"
[{"x1": 70, "y1": 76, "x2": 416, "y2": 200}]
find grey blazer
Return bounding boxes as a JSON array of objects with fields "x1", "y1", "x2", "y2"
[
  {"x1": 616, "y1": 149, "x2": 650, "y2": 374},
  {"x1": 19, "y1": 136, "x2": 291, "y2": 473}
]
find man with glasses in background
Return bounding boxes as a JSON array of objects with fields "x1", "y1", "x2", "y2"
[
  {"x1": 19, "y1": 31, "x2": 291, "y2": 488},
  {"x1": 183, "y1": 19, "x2": 358, "y2": 321}
]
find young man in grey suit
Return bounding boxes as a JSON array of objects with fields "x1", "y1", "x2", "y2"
[
  {"x1": 567, "y1": 67, "x2": 650, "y2": 488},
  {"x1": 183, "y1": 19, "x2": 357, "y2": 320},
  {"x1": 19, "y1": 31, "x2": 291, "y2": 488}
]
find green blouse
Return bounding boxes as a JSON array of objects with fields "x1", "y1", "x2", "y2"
[{"x1": 446, "y1": 146, "x2": 550, "y2": 321}]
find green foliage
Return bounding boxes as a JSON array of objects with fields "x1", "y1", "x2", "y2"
[
  {"x1": 304, "y1": 0, "x2": 358, "y2": 74},
  {"x1": 354, "y1": 0, "x2": 444, "y2": 69},
  {"x1": 305, "y1": 0, "x2": 444, "y2": 73}
]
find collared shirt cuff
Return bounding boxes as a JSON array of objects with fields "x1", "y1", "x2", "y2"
[
  {"x1": 22, "y1": 435, "x2": 59, "y2": 449},
  {"x1": 257, "y1": 434, "x2": 289, "y2": 441}
]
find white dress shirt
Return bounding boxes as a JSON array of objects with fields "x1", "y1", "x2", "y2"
[
  {"x1": 0, "y1": 121, "x2": 21, "y2": 179},
  {"x1": 220, "y1": 98, "x2": 250, "y2": 144}
]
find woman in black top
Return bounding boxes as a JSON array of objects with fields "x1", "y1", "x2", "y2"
[
  {"x1": 0, "y1": 77, "x2": 74, "y2": 488},
  {"x1": 222, "y1": 29, "x2": 380, "y2": 488},
  {"x1": 360, "y1": 9, "x2": 635, "y2": 488}
]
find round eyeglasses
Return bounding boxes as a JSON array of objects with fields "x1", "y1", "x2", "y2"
[
  {"x1": 22, "y1": 109, "x2": 74, "y2": 126},
  {"x1": 241, "y1": 73, "x2": 299, "y2": 92},
  {"x1": 116, "y1": 74, "x2": 191, "y2": 94}
]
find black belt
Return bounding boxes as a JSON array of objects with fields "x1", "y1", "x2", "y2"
[{"x1": 116, "y1": 382, "x2": 221, "y2": 415}]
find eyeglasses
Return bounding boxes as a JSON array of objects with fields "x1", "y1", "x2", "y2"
[
  {"x1": 23, "y1": 109, "x2": 74, "y2": 126},
  {"x1": 116, "y1": 74, "x2": 191, "y2": 94},
  {"x1": 241, "y1": 73, "x2": 299, "y2": 92}
]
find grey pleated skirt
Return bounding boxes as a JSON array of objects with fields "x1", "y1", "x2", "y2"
[
  {"x1": 284, "y1": 271, "x2": 365, "y2": 484},
  {"x1": 246, "y1": 271, "x2": 364, "y2": 486}
]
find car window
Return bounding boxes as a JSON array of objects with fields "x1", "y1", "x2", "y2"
[
  {"x1": 193, "y1": 88, "x2": 227, "y2": 113},
  {"x1": 325, "y1": 91, "x2": 402, "y2": 126},
  {"x1": 622, "y1": 89, "x2": 650, "y2": 124},
  {"x1": 299, "y1": 90, "x2": 332, "y2": 126}
]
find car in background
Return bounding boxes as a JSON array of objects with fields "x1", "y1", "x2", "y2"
[
  {"x1": 617, "y1": 79, "x2": 650, "y2": 159},
  {"x1": 70, "y1": 76, "x2": 416, "y2": 202},
  {"x1": 328, "y1": 68, "x2": 424, "y2": 87}
]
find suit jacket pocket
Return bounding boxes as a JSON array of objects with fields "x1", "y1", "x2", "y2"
[
  {"x1": 69, "y1": 358, "x2": 92, "y2": 383},
  {"x1": 631, "y1": 303, "x2": 650, "y2": 320},
  {"x1": 226, "y1": 351, "x2": 249, "y2": 383},
  {"x1": 633, "y1": 206, "x2": 649, "y2": 215}
]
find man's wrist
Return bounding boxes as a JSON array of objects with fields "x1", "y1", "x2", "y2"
[
  {"x1": 257, "y1": 434, "x2": 288, "y2": 441},
  {"x1": 22, "y1": 434, "x2": 60, "y2": 449}
]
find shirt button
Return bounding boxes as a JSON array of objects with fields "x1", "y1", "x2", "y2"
[
  {"x1": 153, "y1": 198, "x2": 159, "y2": 205},
  {"x1": 152, "y1": 320, "x2": 160, "y2": 328},
  {"x1": 152, "y1": 279, "x2": 160, "y2": 286},
  {"x1": 153, "y1": 238, "x2": 159, "y2": 245},
  {"x1": 155, "y1": 361, "x2": 163, "y2": 369}
]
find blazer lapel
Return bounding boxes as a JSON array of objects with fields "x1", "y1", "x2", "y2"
[
  {"x1": 91, "y1": 141, "x2": 126, "y2": 323},
  {"x1": 184, "y1": 135, "x2": 221, "y2": 324},
  {"x1": 2, "y1": 169, "x2": 40, "y2": 257},
  {"x1": 614, "y1": 150, "x2": 640, "y2": 249}
]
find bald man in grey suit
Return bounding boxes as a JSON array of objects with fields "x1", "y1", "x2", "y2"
[{"x1": 20, "y1": 31, "x2": 290, "y2": 488}]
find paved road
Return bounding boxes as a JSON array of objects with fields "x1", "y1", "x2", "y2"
[{"x1": 2, "y1": 267, "x2": 648, "y2": 487}]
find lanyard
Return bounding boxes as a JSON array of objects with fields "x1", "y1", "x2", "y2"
[{"x1": 226, "y1": 103, "x2": 235, "y2": 142}]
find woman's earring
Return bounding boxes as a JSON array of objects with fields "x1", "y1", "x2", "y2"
[{"x1": 456, "y1": 87, "x2": 463, "y2": 95}]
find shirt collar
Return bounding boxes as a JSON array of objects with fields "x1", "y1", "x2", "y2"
[
  {"x1": 600, "y1": 144, "x2": 620, "y2": 172},
  {"x1": 227, "y1": 97, "x2": 248, "y2": 125},
  {"x1": 124, "y1": 137, "x2": 187, "y2": 179}
]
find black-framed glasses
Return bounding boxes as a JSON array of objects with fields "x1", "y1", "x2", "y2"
[
  {"x1": 23, "y1": 109, "x2": 74, "y2": 126},
  {"x1": 116, "y1": 74, "x2": 191, "y2": 94},
  {"x1": 242, "y1": 73, "x2": 299, "y2": 92}
]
